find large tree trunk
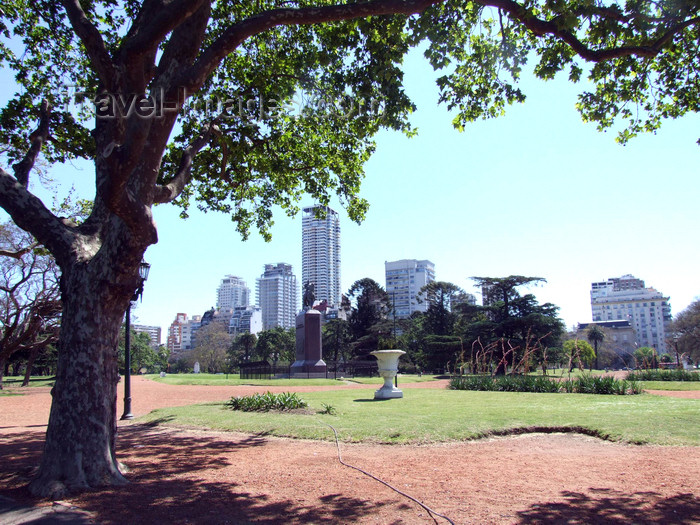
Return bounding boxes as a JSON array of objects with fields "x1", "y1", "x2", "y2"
[{"x1": 29, "y1": 228, "x2": 145, "y2": 498}]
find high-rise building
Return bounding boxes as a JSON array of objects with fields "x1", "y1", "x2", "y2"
[
  {"x1": 385, "y1": 259, "x2": 435, "y2": 319},
  {"x1": 301, "y1": 205, "x2": 341, "y2": 307},
  {"x1": 590, "y1": 274, "x2": 672, "y2": 353},
  {"x1": 166, "y1": 313, "x2": 202, "y2": 358},
  {"x1": 166, "y1": 313, "x2": 188, "y2": 355},
  {"x1": 133, "y1": 324, "x2": 162, "y2": 347},
  {"x1": 256, "y1": 263, "x2": 298, "y2": 330},
  {"x1": 216, "y1": 275, "x2": 250, "y2": 310}
]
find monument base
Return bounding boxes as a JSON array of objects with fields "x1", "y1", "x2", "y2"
[
  {"x1": 290, "y1": 359, "x2": 327, "y2": 375},
  {"x1": 374, "y1": 385, "x2": 403, "y2": 399}
]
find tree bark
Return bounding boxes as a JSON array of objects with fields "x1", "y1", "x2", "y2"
[{"x1": 28, "y1": 219, "x2": 146, "y2": 498}]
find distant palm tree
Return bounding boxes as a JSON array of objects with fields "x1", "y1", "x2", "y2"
[{"x1": 587, "y1": 325, "x2": 605, "y2": 371}]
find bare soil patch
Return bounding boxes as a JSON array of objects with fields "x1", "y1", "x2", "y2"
[{"x1": 1, "y1": 376, "x2": 698, "y2": 524}]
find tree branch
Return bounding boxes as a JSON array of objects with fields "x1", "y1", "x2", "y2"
[
  {"x1": 153, "y1": 123, "x2": 217, "y2": 204},
  {"x1": 0, "y1": 243, "x2": 38, "y2": 260},
  {"x1": 483, "y1": 0, "x2": 700, "y2": 62},
  {"x1": 60, "y1": 0, "x2": 118, "y2": 89},
  {"x1": 0, "y1": 170, "x2": 74, "y2": 265},
  {"x1": 12, "y1": 100, "x2": 51, "y2": 188},
  {"x1": 120, "y1": 0, "x2": 207, "y2": 80},
  {"x1": 180, "y1": 0, "x2": 442, "y2": 93}
]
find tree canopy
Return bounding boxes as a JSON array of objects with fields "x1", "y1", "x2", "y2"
[
  {"x1": 347, "y1": 277, "x2": 391, "y2": 351},
  {"x1": 418, "y1": 281, "x2": 465, "y2": 336},
  {"x1": 0, "y1": 222, "x2": 61, "y2": 388},
  {"x1": 668, "y1": 299, "x2": 700, "y2": 364}
]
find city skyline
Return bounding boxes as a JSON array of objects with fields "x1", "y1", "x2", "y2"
[{"x1": 1, "y1": 47, "x2": 698, "y2": 344}]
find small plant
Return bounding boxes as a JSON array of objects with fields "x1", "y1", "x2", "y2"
[
  {"x1": 319, "y1": 403, "x2": 337, "y2": 415},
  {"x1": 226, "y1": 391, "x2": 308, "y2": 412}
]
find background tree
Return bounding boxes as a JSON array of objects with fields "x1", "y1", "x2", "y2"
[
  {"x1": 347, "y1": 278, "x2": 391, "y2": 354},
  {"x1": 418, "y1": 281, "x2": 464, "y2": 336},
  {"x1": 397, "y1": 312, "x2": 428, "y2": 372},
  {"x1": 0, "y1": 223, "x2": 61, "y2": 389},
  {"x1": 117, "y1": 329, "x2": 152, "y2": 373},
  {"x1": 170, "y1": 357, "x2": 191, "y2": 374},
  {"x1": 117, "y1": 329, "x2": 167, "y2": 374},
  {"x1": 563, "y1": 339, "x2": 595, "y2": 371},
  {"x1": 232, "y1": 332, "x2": 258, "y2": 364},
  {"x1": 254, "y1": 327, "x2": 294, "y2": 365},
  {"x1": 192, "y1": 323, "x2": 231, "y2": 373},
  {"x1": 322, "y1": 318, "x2": 351, "y2": 377},
  {"x1": 422, "y1": 334, "x2": 463, "y2": 373},
  {"x1": 586, "y1": 324, "x2": 605, "y2": 371},
  {"x1": 1, "y1": 0, "x2": 698, "y2": 497},
  {"x1": 634, "y1": 346, "x2": 658, "y2": 370},
  {"x1": 468, "y1": 276, "x2": 564, "y2": 374},
  {"x1": 667, "y1": 300, "x2": 700, "y2": 365}
]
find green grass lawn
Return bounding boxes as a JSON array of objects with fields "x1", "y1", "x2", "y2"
[
  {"x1": 151, "y1": 373, "x2": 342, "y2": 387},
  {"x1": 150, "y1": 373, "x2": 444, "y2": 387},
  {"x1": 1, "y1": 376, "x2": 55, "y2": 388},
  {"x1": 337, "y1": 374, "x2": 443, "y2": 385},
  {"x1": 640, "y1": 381, "x2": 700, "y2": 391},
  {"x1": 140, "y1": 388, "x2": 700, "y2": 447}
]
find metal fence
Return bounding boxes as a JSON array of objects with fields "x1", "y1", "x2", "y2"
[
  {"x1": 239, "y1": 360, "x2": 380, "y2": 379},
  {"x1": 239, "y1": 361, "x2": 292, "y2": 379}
]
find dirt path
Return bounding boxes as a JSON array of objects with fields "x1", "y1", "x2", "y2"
[{"x1": 1, "y1": 377, "x2": 698, "y2": 524}]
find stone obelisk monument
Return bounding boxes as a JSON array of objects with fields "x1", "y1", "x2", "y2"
[{"x1": 290, "y1": 282, "x2": 327, "y2": 376}]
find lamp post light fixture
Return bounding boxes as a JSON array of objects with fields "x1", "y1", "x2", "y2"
[{"x1": 121, "y1": 260, "x2": 150, "y2": 421}]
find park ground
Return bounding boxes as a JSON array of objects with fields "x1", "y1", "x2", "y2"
[{"x1": 1, "y1": 376, "x2": 699, "y2": 524}]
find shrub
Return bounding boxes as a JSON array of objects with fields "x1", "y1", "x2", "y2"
[
  {"x1": 627, "y1": 369, "x2": 699, "y2": 382},
  {"x1": 449, "y1": 374, "x2": 639, "y2": 395},
  {"x1": 577, "y1": 375, "x2": 625, "y2": 395},
  {"x1": 449, "y1": 375, "x2": 495, "y2": 391},
  {"x1": 226, "y1": 391, "x2": 308, "y2": 412}
]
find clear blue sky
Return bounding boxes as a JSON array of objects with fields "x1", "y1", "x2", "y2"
[{"x1": 2, "y1": 46, "x2": 699, "y2": 343}]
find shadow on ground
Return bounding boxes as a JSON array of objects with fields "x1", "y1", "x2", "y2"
[
  {"x1": 517, "y1": 489, "x2": 699, "y2": 524},
  {"x1": 2, "y1": 426, "x2": 698, "y2": 525},
  {"x1": 0, "y1": 425, "x2": 401, "y2": 525}
]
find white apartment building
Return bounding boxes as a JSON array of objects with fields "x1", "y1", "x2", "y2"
[
  {"x1": 590, "y1": 274, "x2": 672, "y2": 354},
  {"x1": 256, "y1": 263, "x2": 298, "y2": 330},
  {"x1": 385, "y1": 259, "x2": 435, "y2": 319},
  {"x1": 216, "y1": 275, "x2": 250, "y2": 310},
  {"x1": 302, "y1": 205, "x2": 341, "y2": 307},
  {"x1": 229, "y1": 306, "x2": 263, "y2": 336},
  {"x1": 133, "y1": 324, "x2": 162, "y2": 347}
]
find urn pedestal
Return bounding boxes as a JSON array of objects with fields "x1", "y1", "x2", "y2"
[{"x1": 370, "y1": 350, "x2": 405, "y2": 399}]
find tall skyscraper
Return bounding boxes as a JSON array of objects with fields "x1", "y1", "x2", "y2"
[
  {"x1": 216, "y1": 275, "x2": 250, "y2": 310},
  {"x1": 385, "y1": 259, "x2": 435, "y2": 319},
  {"x1": 590, "y1": 274, "x2": 672, "y2": 353},
  {"x1": 256, "y1": 263, "x2": 298, "y2": 330},
  {"x1": 301, "y1": 205, "x2": 341, "y2": 307}
]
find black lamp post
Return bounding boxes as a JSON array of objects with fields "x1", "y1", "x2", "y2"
[{"x1": 121, "y1": 260, "x2": 150, "y2": 420}]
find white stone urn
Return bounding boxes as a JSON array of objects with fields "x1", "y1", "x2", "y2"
[{"x1": 370, "y1": 350, "x2": 405, "y2": 399}]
